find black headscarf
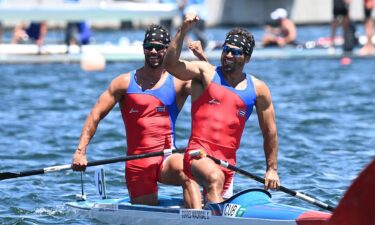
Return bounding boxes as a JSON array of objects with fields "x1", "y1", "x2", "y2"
[
  {"x1": 143, "y1": 25, "x2": 170, "y2": 46},
  {"x1": 223, "y1": 34, "x2": 252, "y2": 55}
]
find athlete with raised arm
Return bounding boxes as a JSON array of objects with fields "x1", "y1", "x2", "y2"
[{"x1": 164, "y1": 13, "x2": 280, "y2": 208}]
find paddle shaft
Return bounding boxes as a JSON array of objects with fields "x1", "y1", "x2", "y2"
[
  {"x1": 0, "y1": 148, "x2": 184, "y2": 181},
  {"x1": 205, "y1": 154, "x2": 336, "y2": 212}
]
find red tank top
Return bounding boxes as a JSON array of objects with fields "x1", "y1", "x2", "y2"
[
  {"x1": 189, "y1": 67, "x2": 256, "y2": 162},
  {"x1": 120, "y1": 71, "x2": 179, "y2": 155}
]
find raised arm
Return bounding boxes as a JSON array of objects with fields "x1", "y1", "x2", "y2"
[
  {"x1": 253, "y1": 77, "x2": 280, "y2": 190},
  {"x1": 164, "y1": 12, "x2": 209, "y2": 81},
  {"x1": 188, "y1": 40, "x2": 208, "y2": 62},
  {"x1": 72, "y1": 74, "x2": 129, "y2": 171}
]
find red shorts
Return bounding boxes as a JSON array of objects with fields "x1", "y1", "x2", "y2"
[
  {"x1": 125, "y1": 156, "x2": 164, "y2": 199},
  {"x1": 183, "y1": 137, "x2": 236, "y2": 198}
]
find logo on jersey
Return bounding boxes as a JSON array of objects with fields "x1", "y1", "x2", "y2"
[
  {"x1": 237, "y1": 109, "x2": 246, "y2": 117},
  {"x1": 129, "y1": 108, "x2": 139, "y2": 114},
  {"x1": 208, "y1": 98, "x2": 220, "y2": 105},
  {"x1": 156, "y1": 106, "x2": 166, "y2": 112}
]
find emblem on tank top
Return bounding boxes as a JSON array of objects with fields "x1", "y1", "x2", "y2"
[
  {"x1": 129, "y1": 108, "x2": 139, "y2": 114},
  {"x1": 208, "y1": 98, "x2": 220, "y2": 105},
  {"x1": 237, "y1": 109, "x2": 246, "y2": 117},
  {"x1": 156, "y1": 106, "x2": 166, "y2": 112}
]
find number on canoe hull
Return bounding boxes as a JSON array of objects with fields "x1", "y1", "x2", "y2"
[
  {"x1": 223, "y1": 203, "x2": 245, "y2": 217},
  {"x1": 94, "y1": 167, "x2": 107, "y2": 199}
]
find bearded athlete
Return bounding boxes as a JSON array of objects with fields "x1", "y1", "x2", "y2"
[
  {"x1": 72, "y1": 24, "x2": 205, "y2": 207},
  {"x1": 164, "y1": 13, "x2": 280, "y2": 209}
]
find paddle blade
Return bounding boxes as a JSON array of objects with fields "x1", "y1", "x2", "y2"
[
  {"x1": 0, "y1": 172, "x2": 20, "y2": 180},
  {"x1": 328, "y1": 158, "x2": 375, "y2": 225}
]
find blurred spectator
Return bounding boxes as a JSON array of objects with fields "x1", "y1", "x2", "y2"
[
  {"x1": 262, "y1": 8, "x2": 297, "y2": 47},
  {"x1": 65, "y1": 21, "x2": 91, "y2": 46},
  {"x1": 330, "y1": 0, "x2": 351, "y2": 47},
  {"x1": 360, "y1": 0, "x2": 374, "y2": 55},
  {"x1": 11, "y1": 21, "x2": 48, "y2": 46},
  {"x1": 181, "y1": 0, "x2": 207, "y2": 49},
  {"x1": 64, "y1": 0, "x2": 91, "y2": 48}
]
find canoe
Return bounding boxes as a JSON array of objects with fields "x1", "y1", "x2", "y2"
[
  {"x1": 66, "y1": 188, "x2": 331, "y2": 225},
  {"x1": 2, "y1": 151, "x2": 373, "y2": 224}
]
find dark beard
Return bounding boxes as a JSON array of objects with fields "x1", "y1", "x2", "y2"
[
  {"x1": 222, "y1": 64, "x2": 235, "y2": 73},
  {"x1": 221, "y1": 57, "x2": 245, "y2": 73},
  {"x1": 145, "y1": 55, "x2": 163, "y2": 69}
]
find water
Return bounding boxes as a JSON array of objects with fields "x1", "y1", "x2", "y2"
[{"x1": 1, "y1": 26, "x2": 375, "y2": 224}]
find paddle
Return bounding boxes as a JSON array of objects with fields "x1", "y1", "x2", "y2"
[
  {"x1": 0, "y1": 148, "x2": 184, "y2": 181},
  {"x1": 189, "y1": 149, "x2": 336, "y2": 212}
]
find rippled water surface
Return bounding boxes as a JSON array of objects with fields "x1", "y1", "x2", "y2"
[{"x1": 1, "y1": 26, "x2": 375, "y2": 224}]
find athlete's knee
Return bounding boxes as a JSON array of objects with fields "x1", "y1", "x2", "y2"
[
  {"x1": 162, "y1": 155, "x2": 183, "y2": 177},
  {"x1": 205, "y1": 170, "x2": 224, "y2": 190},
  {"x1": 167, "y1": 154, "x2": 184, "y2": 170},
  {"x1": 179, "y1": 169, "x2": 192, "y2": 186}
]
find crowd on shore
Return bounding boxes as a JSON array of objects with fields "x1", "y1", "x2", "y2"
[{"x1": 1, "y1": 0, "x2": 374, "y2": 55}]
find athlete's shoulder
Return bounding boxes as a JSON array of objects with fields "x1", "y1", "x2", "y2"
[
  {"x1": 249, "y1": 74, "x2": 261, "y2": 85},
  {"x1": 110, "y1": 72, "x2": 132, "y2": 92},
  {"x1": 250, "y1": 75, "x2": 271, "y2": 97},
  {"x1": 115, "y1": 71, "x2": 133, "y2": 82}
]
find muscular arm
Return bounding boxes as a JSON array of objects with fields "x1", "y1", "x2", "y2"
[
  {"x1": 174, "y1": 40, "x2": 209, "y2": 108},
  {"x1": 164, "y1": 13, "x2": 208, "y2": 81},
  {"x1": 253, "y1": 77, "x2": 280, "y2": 190},
  {"x1": 72, "y1": 74, "x2": 129, "y2": 170}
]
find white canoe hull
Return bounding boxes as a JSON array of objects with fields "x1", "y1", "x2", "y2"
[
  {"x1": 66, "y1": 189, "x2": 330, "y2": 225},
  {"x1": 69, "y1": 203, "x2": 298, "y2": 225}
]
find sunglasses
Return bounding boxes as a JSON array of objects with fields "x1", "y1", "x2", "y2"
[
  {"x1": 222, "y1": 45, "x2": 244, "y2": 57},
  {"x1": 143, "y1": 43, "x2": 166, "y2": 52}
]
